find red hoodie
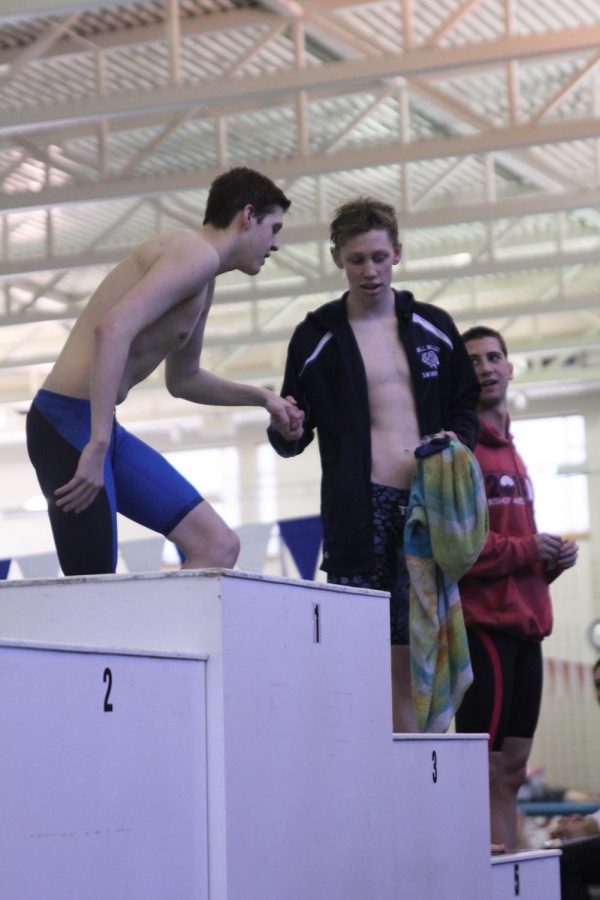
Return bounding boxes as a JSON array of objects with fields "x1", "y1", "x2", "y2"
[{"x1": 459, "y1": 416, "x2": 553, "y2": 640}]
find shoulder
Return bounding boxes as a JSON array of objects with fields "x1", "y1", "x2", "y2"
[
  {"x1": 168, "y1": 230, "x2": 220, "y2": 269},
  {"x1": 293, "y1": 296, "x2": 345, "y2": 338},
  {"x1": 395, "y1": 291, "x2": 454, "y2": 334},
  {"x1": 408, "y1": 301, "x2": 460, "y2": 352},
  {"x1": 286, "y1": 304, "x2": 344, "y2": 373},
  {"x1": 312, "y1": 295, "x2": 346, "y2": 322},
  {"x1": 410, "y1": 298, "x2": 455, "y2": 332},
  {"x1": 134, "y1": 229, "x2": 219, "y2": 273}
]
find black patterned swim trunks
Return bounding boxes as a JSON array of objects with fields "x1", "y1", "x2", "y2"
[{"x1": 327, "y1": 483, "x2": 411, "y2": 645}]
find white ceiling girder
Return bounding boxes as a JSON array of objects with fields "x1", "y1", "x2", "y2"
[
  {"x1": 1, "y1": 187, "x2": 599, "y2": 279},
  {"x1": 0, "y1": 0, "x2": 113, "y2": 19},
  {"x1": 264, "y1": 0, "x2": 585, "y2": 207},
  {"x1": 0, "y1": 7, "x2": 274, "y2": 55},
  {"x1": 2, "y1": 118, "x2": 600, "y2": 215},
  {"x1": 2, "y1": 26, "x2": 600, "y2": 137},
  {"x1": 0, "y1": 309, "x2": 600, "y2": 376},
  {"x1": 2, "y1": 241, "x2": 599, "y2": 324},
  {"x1": 0, "y1": 0, "x2": 599, "y2": 410}
]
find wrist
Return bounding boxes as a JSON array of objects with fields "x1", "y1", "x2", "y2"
[
  {"x1": 261, "y1": 388, "x2": 275, "y2": 409},
  {"x1": 89, "y1": 436, "x2": 110, "y2": 453}
]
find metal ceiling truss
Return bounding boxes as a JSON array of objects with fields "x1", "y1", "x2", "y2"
[{"x1": 0, "y1": 0, "x2": 599, "y2": 421}]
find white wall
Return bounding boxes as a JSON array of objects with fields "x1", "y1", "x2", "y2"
[{"x1": 529, "y1": 540, "x2": 600, "y2": 792}]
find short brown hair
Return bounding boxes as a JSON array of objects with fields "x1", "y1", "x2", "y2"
[
  {"x1": 203, "y1": 167, "x2": 291, "y2": 228},
  {"x1": 330, "y1": 196, "x2": 400, "y2": 251},
  {"x1": 461, "y1": 325, "x2": 508, "y2": 357}
]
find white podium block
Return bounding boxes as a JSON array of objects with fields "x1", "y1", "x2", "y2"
[
  {"x1": 391, "y1": 733, "x2": 492, "y2": 899},
  {"x1": 1, "y1": 645, "x2": 209, "y2": 900},
  {"x1": 491, "y1": 850, "x2": 561, "y2": 900},
  {"x1": 0, "y1": 570, "x2": 396, "y2": 900}
]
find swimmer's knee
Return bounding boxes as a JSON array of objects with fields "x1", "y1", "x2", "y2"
[
  {"x1": 219, "y1": 528, "x2": 240, "y2": 568},
  {"x1": 169, "y1": 501, "x2": 240, "y2": 569},
  {"x1": 180, "y1": 524, "x2": 240, "y2": 569}
]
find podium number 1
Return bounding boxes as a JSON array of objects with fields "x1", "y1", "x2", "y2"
[{"x1": 103, "y1": 667, "x2": 114, "y2": 712}]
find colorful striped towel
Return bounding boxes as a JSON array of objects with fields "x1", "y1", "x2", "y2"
[{"x1": 405, "y1": 437, "x2": 488, "y2": 732}]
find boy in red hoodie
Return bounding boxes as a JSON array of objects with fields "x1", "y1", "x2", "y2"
[{"x1": 457, "y1": 326, "x2": 578, "y2": 849}]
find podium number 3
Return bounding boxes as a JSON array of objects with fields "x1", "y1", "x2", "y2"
[
  {"x1": 103, "y1": 667, "x2": 114, "y2": 712},
  {"x1": 431, "y1": 750, "x2": 438, "y2": 783}
]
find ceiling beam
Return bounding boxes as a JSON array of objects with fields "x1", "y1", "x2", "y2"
[
  {"x1": 0, "y1": 0, "x2": 115, "y2": 17},
  {"x1": 165, "y1": 243, "x2": 600, "y2": 300},
  {"x1": 2, "y1": 26, "x2": 600, "y2": 137},
  {"x1": 2, "y1": 264, "x2": 600, "y2": 327},
  {"x1": 0, "y1": 6, "x2": 271, "y2": 42},
  {"x1": 4, "y1": 180, "x2": 600, "y2": 275},
  {"x1": 2, "y1": 135, "x2": 600, "y2": 217}
]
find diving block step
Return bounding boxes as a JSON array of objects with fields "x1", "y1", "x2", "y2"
[
  {"x1": 392, "y1": 733, "x2": 491, "y2": 900},
  {"x1": 0, "y1": 643, "x2": 210, "y2": 900},
  {"x1": 491, "y1": 849, "x2": 561, "y2": 900},
  {"x1": 0, "y1": 570, "x2": 396, "y2": 900}
]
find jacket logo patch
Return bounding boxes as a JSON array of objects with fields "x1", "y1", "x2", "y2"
[
  {"x1": 486, "y1": 472, "x2": 533, "y2": 506},
  {"x1": 417, "y1": 344, "x2": 440, "y2": 378}
]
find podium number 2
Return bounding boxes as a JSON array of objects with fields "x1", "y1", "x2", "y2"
[
  {"x1": 431, "y1": 750, "x2": 438, "y2": 783},
  {"x1": 103, "y1": 667, "x2": 114, "y2": 712}
]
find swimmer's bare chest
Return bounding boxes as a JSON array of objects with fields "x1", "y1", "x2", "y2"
[
  {"x1": 45, "y1": 285, "x2": 207, "y2": 402},
  {"x1": 122, "y1": 294, "x2": 204, "y2": 393},
  {"x1": 44, "y1": 230, "x2": 216, "y2": 401},
  {"x1": 351, "y1": 317, "x2": 421, "y2": 487}
]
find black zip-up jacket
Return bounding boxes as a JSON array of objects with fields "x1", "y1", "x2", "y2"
[{"x1": 268, "y1": 290, "x2": 480, "y2": 574}]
